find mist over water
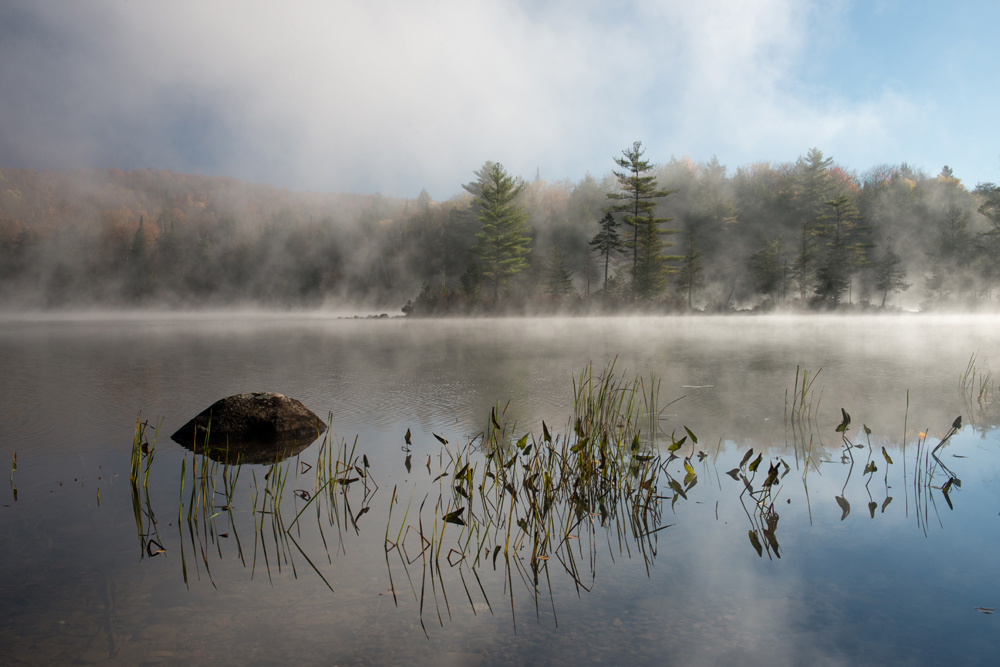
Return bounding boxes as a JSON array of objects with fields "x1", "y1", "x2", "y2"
[{"x1": 2, "y1": 313, "x2": 994, "y2": 465}]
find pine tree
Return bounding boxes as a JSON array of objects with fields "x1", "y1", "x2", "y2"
[
  {"x1": 813, "y1": 195, "x2": 872, "y2": 306},
  {"x1": 545, "y1": 245, "x2": 574, "y2": 298},
  {"x1": 470, "y1": 163, "x2": 531, "y2": 301},
  {"x1": 459, "y1": 256, "x2": 482, "y2": 301},
  {"x1": 975, "y1": 184, "x2": 1000, "y2": 300},
  {"x1": 605, "y1": 141, "x2": 677, "y2": 298},
  {"x1": 750, "y1": 236, "x2": 785, "y2": 298},
  {"x1": 589, "y1": 212, "x2": 625, "y2": 293},
  {"x1": 632, "y1": 214, "x2": 681, "y2": 300},
  {"x1": 791, "y1": 148, "x2": 836, "y2": 302},
  {"x1": 875, "y1": 238, "x2": 909, "y2": 307},
  {"x1": 674, "y1": 224, "x2": 704, "y2": 308}
]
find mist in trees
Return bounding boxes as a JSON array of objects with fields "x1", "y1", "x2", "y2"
[{"x1": 2, "y1": 147, "x2": 1000, "y2": 314}]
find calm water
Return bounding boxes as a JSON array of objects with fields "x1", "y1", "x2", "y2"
[{"x1": 1, "y1": 313, "x2": 999, "y2": 665}]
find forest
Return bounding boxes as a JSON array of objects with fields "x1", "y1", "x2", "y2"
[{"x1": 1, "y1": 144, "x2": 999, "y2": 313}]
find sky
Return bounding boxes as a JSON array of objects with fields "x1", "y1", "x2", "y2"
[{"x1": 1, "y1": 0, "x2": 998, "y2": 199}]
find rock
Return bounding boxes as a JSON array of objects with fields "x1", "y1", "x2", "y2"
[{"x1": 171, "y1": 393, "x2": 327, "y2": 463}]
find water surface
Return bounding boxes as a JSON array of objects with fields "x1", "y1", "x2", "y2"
[{"x1": 1, "y1": 314, "x2": 998, "y2": 665}]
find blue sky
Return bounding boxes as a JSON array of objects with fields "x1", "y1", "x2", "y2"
[{"x1": 1, "y1": 0, "x2": 997, "y2": 199}]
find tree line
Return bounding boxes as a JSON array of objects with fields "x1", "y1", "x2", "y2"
[{"x1": 1, "y1": 149, "x2": 999, "y2": 312}]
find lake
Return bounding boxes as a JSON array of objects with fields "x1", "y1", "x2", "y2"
[{"x1": 1, "y1": 313, "x2": 998, "y2": 665}]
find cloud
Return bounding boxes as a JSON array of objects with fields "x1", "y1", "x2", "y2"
[{"x1": 0, "y1": 1, "x2": 935, "y2": 197}]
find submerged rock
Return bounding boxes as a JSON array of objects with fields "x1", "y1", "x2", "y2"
[{"x1": 171, "y1": 392, "x2": 327, "y2": 464}]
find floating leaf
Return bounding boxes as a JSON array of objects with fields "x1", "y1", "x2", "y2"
[
  {"x1": 668, "y1": 479, "x2": 687, "y2": 500},
  {"x1": 868, "y1": 501, "x2": 877, "y2": 518},
  {"x1": 975, "y1": 607, "x2": 994, "y2": 614},
  {"x1": 516, "y1": 433, "x2": 529, "y2": 450},
  {"x1": 762, "y1": 528, "x2": 780, "y2": 556},
  {"x1": 863, "y1": 424, "x2": 872, "y2": 436},
  {"x1": 725, "y1": 468, "x2": 740, "y2": 480},
  {"x1": 404, "y1": 428, "x2": 411, "y2": 446},
  {"x1": 542, "y1": 421, "x2": 552, "y2": 443},
  {"x1": 835, "y1": 495, "x2": 851, "y2": 521},
  {"x1": 443, "y1": 508, "x2": 465, "y2": 526},
  {"x1": 836, "y1": 408, "x2": 851, "y2": 433},
  {"x1": 684, "y1": 426, "x2": 698, "y2": 444},
  {"x1": 697, "y1": 450, "x2": 707, "y2": 461},
  {"x1": 684, "y1": 475, "x2": 698, "y2": 492},
  {"x1": 748, "y1": 530, "x2": 763, "y2": 557},
  {"x1": 433, "y1": 433, "x2": 448, "y2": 445},
  {"x1": 748, "y1": 453, "x2": 763, "y2": 472},
  {"x1": 864, "y1": 461, "x2": 877, "y2": 475},
  {"x1": 881, "y1": 496, "x2": 893, "y2": 512},
  {"x1": 683, "y1": 459, "x2": 695, "y2": 476},
  {"x1": 740, "y1": 449, "x2": 754, "y2": 469},
  {"x1": 404, "y1": 454, "x2": 411, "y2": 473},
  {"x1": 763, "y1": 463, "x2": 779, "y2": 487},
  {"x1": 668, "y1": 436, "x2": 686, "y2": 452},
  {"x1": 882, "y1": 447, "x2": 893, "y2": 465}
]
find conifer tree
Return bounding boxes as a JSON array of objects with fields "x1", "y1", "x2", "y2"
[
  {"x1": 750, "y1": 236, "x2": 785, "y2": 299},
  {"x1": 791, "y1": 148, "x2": 835, "y2": 302},
  {"x1": 589, "y1": 212, "x2": 625, "y2": 293},
  {"x1": 545, "y1": 245, "x2": 574, "y2": 298},
  {"x1": 874, "y1": 238, "x2": 909, "y2": 307},
  {"x1": 459, "y1": 256, "x2": 482, "y2": 301},
  {"x1": 674, "y1": 224, "x2": 704, "y2": 308},
  {"x1": 605, "y1": 141, "x2": 676, "y2": 298},
  {"x1": 632, "y1": 214, "x2": 681, "y2": 300},
  {"x1": 470, "y1": 163, "x2": 531, "y2": 301},
  {"x1": 813, "y1": 195, "x2": 872, "y2": 306}
]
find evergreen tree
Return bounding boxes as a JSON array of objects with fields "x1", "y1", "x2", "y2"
[
  {"x1": 813, "y1": 195, "x2": 871, "y2": 306},
  {"x1": 975, "y1": 183, "x2": 1000, "y2": 300},
  {"x1": 459, "y1": 256, "x2": 481, "y2": 301},
  {"x1": 790, "y1": 148, "x2": 836, "y2": 302},
  {"x1": 605, "y1": 141, "x2": 676, "y2": 298},
  {"x1": 470, "y1": 163, "x2": 531, "y2": 301},
  {"x1": 589, "y1": 212, "x2": 625, "y2": 293},
  {"x1": 545, "y1": 245, "x2": 574, "y2": 298},
  {"x1": 632, "y1": 214, "x2": 681, "y2": 300},
  {"x1": 750, "y1": 236, "x2": 785, "y2": 298},
  {"x1": 674, "y1": 224, "x2": 704, "y2": 308},
  {"x1": 791, "y1": 223, "x2": 817, "y2": 302},
  {"x1": 927, "y1": 205, "x2": 972, "y2": 300},
  {"x1": 874, "y1": 238, "x2": 909, "y2": 307}
]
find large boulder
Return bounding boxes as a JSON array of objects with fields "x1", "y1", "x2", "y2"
[{"x1": 171, "y1": 392, "x2": 327, "y2": 463}]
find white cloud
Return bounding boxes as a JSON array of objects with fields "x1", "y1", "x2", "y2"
[{"x1": 0, "y1": 0, "x2": 936, "y2": 196}]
